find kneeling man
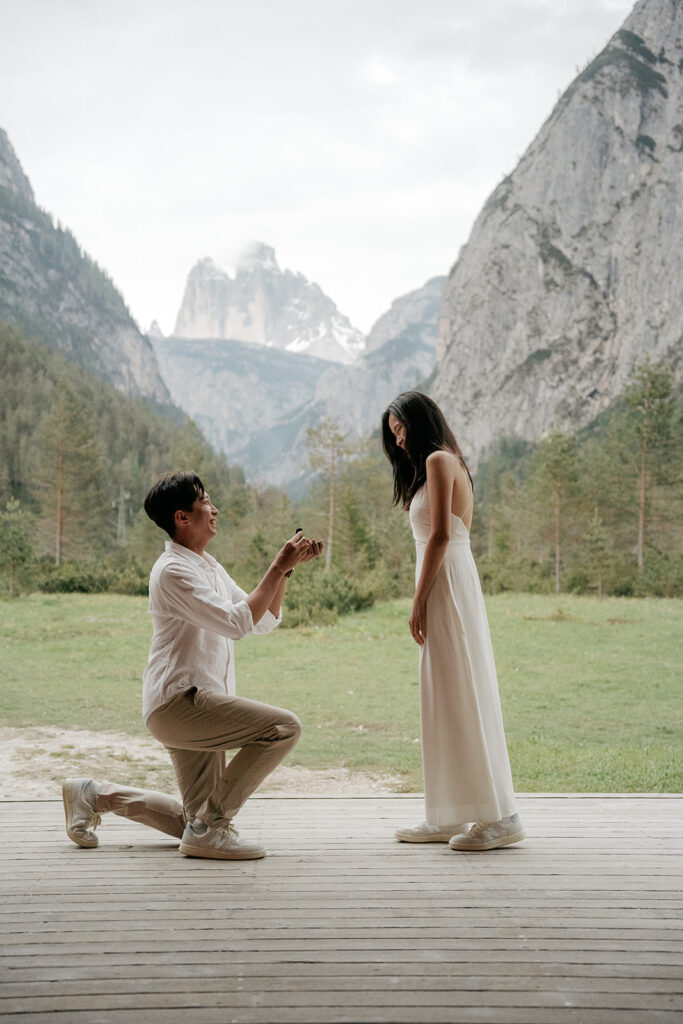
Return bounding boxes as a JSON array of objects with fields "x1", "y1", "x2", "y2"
[{"x1": 62, "y1": 471, "x2": 322, "y2": 860}]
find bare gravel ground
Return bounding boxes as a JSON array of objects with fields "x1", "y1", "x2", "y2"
[{"x1": 1, "y1": 725, "x2": 403, "y2": 800}]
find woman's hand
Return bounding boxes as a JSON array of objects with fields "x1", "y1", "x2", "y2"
[
  {"x1": 274, "y1": 532, "x2": 323, "y2": 575},
  {"x1": 409, "y1": 598, "x2": 427, "y2": 646}
]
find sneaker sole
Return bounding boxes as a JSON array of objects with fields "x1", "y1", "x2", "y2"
[
  {"x1": 62, "y1": 781, "x2": 98, "y2": 849},
  {"x1": 179, "y1": 840, "x2": 266, "y2": 861},
  {"x1": 395, "y1": 833, "x2": 453, "y2": 843},
  {"x1": 449, "y1": 830, "x2": 526, "y2": 852}
]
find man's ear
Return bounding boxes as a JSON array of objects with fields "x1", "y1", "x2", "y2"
[{"x1": 174, "y1": 508, "x2": 190, "y2": 530}]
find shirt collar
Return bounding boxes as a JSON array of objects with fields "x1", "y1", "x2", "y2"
[{"x1": 165, "y1": 539, "x2": 218, "y2": 570}]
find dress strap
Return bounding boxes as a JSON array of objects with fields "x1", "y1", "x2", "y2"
[{"x1": 455, "y1": 475, "x2": 474, "y2": 520}]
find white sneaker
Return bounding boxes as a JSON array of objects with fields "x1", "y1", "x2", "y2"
[
  {"x1": 395, "y1": 821, "x2": 467, "y2": 843},
  {"x1": 179, "y1": 821, "x2": 266, "y2": 860},
  {"x1": 448, "y1": 814, "x2": 526, "y2": 851},
  {"x1": 62, "y1": 778, "x2": 101, "y2": 849}
]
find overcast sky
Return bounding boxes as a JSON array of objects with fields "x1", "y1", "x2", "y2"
[{"x1": 1, "y1": 0, "x2": 633, "y2": 336}]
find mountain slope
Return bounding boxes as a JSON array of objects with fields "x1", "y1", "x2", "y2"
[
  {"x1": 0, "y1": 128, "x2": 168, "y2": 401},
  {"x1": 365, "y1": 276, "x2": 445, "y2": 354},
  {"x1": 433, "y1": 0, "x2": 683, "y2": 460},
  {"x1": 151, "y1": 336, "x2": 332, "y2": 464},
  {"x1": 234, "y1": 322, "x2": 439, "y2": 491},
  {"x1": 0, "y1": 320, "x2": 232, "y2": 563}
]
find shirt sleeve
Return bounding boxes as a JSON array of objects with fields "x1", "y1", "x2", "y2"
[
  {"x1": 158, "y1": 563, "x2": 254, "y2": 639},
  {"x1": 229, "y1": 575, "x2": 282, "y2": 634}
]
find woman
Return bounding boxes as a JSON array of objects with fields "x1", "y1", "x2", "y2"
[{"x1": 382, "y1": 392, "x2": 524, "y2": 851}]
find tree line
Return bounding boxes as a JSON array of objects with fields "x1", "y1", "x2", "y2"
[
  {"x1": 473, "y1": 359, "x2": 682, "y2": 598},
  {"x1": 1, "y1": 318, "x2": 681, "y2": 610}
]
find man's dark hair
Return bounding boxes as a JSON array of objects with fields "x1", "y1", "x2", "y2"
[{"x1": 144, "y1": 472, "x2": 205, "y2": 538}]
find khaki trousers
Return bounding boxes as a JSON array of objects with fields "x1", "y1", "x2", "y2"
[{"x1": 95, "y1": 687, "x2": 301, "y2": 836}]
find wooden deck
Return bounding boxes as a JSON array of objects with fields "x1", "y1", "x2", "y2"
[{"x1": 1, "y1": 795, "x2": 682, "y2": 1023}]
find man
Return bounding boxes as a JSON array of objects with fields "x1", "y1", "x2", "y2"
[{"x1": 62, "y1": 471, "x2": 322, "y2": 860}]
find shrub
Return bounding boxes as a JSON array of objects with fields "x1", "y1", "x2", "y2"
[
  {"x1": 478, "y1": 554, "x2": 553, "y2": 595},
  {"x1": 282, "y1": 566, "x2": 374, "y2": 627},
  {"x1": 635, "y1": 549, "x2": 683, "y2": 598},
  {"x1": 108, "y1": 564, "x2": 148, "y2": 596},
  {"x1": 37, "y1": 553, "x2": 148, "y2": 595},
  {"x1": 38, "y1": 560, "x2": 114, "y2": 593}
]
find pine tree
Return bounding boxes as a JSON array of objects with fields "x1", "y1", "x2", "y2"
[
  {"x1": 531, "y1": 431, "x2": 580, "y2": 593},
  {"x1": 0, "y1": 498, "x2": 36, "y2": 596},
  {"x1": 584, "y1": 507, "x2": 612, "y2": 600},
  {"x1": 623, "y1": 358, "x2": 674, "y2": 572},
  {"x1": 34, "y1": 379, "x2": 106, "y2": 564},
  {"x1": 305, "y1": 420, "x2": 355, "y2": 570}
]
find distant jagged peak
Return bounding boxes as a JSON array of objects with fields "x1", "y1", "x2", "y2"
[
  {"x1": 190, "y1": 256, "x2": 229, "y2": 280},
  {"x1": 173, "y1": 241, "x2": 364, "y2": 363},
  {"x1": 147, "y1": 320, "x2": 165, "y2": 339},
  {"x1": 187, "y1": 244, "x2": 280, "y2": 281},
  {"x1": 236, "y1": 241, "x2": 279, "y2": 274},
  {"x1": 0, "y1": 127, "x2": 34, "y2": 202}
]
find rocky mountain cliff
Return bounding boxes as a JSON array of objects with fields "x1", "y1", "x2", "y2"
[
  {"x1": 365, "y1": 276, "x2": 445, "y2": 354},
  {"x1": 311, "y1": 276, "x2": 444, "y2": 435},
  {"x1": 155, "y1": 275, "x2": 441, "y2": 488},
  {"x1": 0, "y1": 129, "x2": 168, "y2": 402},
  {"x1": 433, "y1": 0, "x2": 683, "y2": 461},
  {"x1": 172, "y1": 244, "x2": 364, "y2": 364}
]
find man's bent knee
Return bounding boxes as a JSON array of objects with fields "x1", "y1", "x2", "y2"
[{"x1": 276, "y1": 712, "x2": 302, "y2": 742}]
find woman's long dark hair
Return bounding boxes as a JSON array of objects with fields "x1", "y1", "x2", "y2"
[{"x1": 381, "y1": 391, "x2": 472, "y2": 508}]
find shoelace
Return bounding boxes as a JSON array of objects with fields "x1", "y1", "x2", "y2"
[
  {"x1": 217, "y1": 824, "x2": 240, "y2": 838},
  {"x1": 469, "y1": 822, "x2": 486, "y2": 836},
  {"x1": 76, "y1": 811, "x2": 100, "y2": 835}
]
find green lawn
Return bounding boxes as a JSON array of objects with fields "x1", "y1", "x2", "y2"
[{"x1": 1, "y1": 592, "x2": 681, "y2": 792}]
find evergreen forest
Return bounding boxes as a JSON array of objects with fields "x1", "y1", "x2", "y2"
[{"x1": 1, "y1": 320, "x2": 681, "y2": 613}]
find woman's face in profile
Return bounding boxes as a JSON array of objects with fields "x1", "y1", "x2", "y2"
[{"x1": 388, "y1": 413, "x2": 407, "y2": 451}]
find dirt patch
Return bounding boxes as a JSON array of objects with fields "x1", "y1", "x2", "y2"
[{"x1": 0, "y1": 726, "x2": 403, "y2": 800}]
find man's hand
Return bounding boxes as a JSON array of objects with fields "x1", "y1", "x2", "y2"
[{"x1": 274, "y1": 532, "x2": 323, "y2": 575}]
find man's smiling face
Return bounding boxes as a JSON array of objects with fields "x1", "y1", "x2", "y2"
[
  {"x1": 192, "y1": 492, "x2": 218, "y2": 542},
  {"x1": 176, "y1": 491, "x2": 218, "y2": 553}
]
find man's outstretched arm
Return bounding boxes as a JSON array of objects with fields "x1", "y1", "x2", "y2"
[
  {"x1": 245, "y1": 532, "x2": 323, "y2": 625},
  {"x1": 157, "y1": 533, "x2": 322, "y2": 638}
]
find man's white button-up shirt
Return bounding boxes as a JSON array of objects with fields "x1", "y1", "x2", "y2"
[{"x1": 142, "y1": 540, "x2": 281, "y2": 722}]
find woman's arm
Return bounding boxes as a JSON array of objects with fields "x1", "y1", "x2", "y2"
[{"x1": 409, "y1": 451, "x2": 457, "y2": 645}]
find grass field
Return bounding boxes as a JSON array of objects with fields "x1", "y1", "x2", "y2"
[{"x1": 1, "y1": 592, "x2": 681, "y2": 792}]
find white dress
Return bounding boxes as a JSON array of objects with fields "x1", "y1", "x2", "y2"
[{"x1": 410, "y1": 484, "x2": 517, "y2": 826}]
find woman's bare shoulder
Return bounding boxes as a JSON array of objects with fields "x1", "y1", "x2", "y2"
[{"x1": 426, "y1": 450, "x2": 459, "y2": 472}]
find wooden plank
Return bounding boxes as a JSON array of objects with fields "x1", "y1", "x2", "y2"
[
  {"x1": 4, "y1": 895, "x2": 682, "y2": 909},
  {"x1": 3, "y1": 924, "x2": 682, "y2": 945},
  {"x1": 4, "y1": 945, "x2": 681, "y2": 964},
  {"x1": 1, "y1": 975, "x2": 682, "y2": 997},
  {"x1": 4, "y1": 912, "x2": 681, "y2": 931},
  {"x1": 0, "y1": 989, "x2": 682, "y2": 1012},
  {"x1": 3, "y1": 961, "x2": 681, "y2": 983},
  {"x1": 1, "y1": 1006, "x2": 679, "y2": 1023}
]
